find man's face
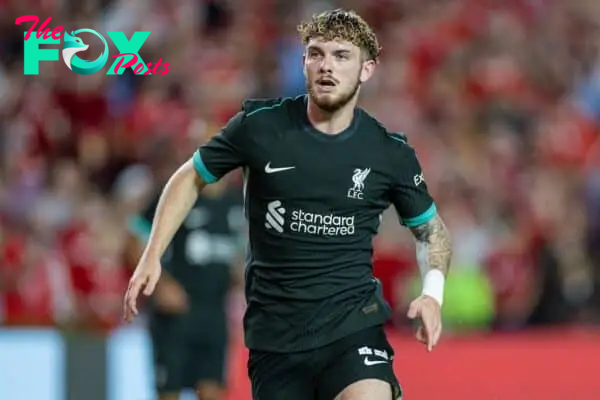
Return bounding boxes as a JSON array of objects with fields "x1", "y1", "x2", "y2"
[{"x1": 303, "y1": 38, "x2": 374, "y2": 112}]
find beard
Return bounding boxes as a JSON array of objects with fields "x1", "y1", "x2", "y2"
[{"x1": 307, "y1": 72, "x2": 361, "y2": 113}]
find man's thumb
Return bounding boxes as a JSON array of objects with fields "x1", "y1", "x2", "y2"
[
  {"x1": 143, "y1": 273, "x2": 158, "y2": 296},
  {"x1": 407, "y1": 302, "x2": 419, "y2": 319}
]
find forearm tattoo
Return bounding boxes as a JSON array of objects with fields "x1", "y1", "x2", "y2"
[{"x1": 410, "y1": 214, "x2": 452, "y2": 276}]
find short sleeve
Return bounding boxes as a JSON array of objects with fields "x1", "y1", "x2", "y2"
[
  {"x1": 388, "y1": 145, "x2": 437, "y2": 227},
  {"x1": 193, "y1": 111, "x2": 248, "y2": 183}
]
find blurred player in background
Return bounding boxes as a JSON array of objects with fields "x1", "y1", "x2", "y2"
[{"x1": 127, "y1": 177, "x2": 244, "y2": 400}]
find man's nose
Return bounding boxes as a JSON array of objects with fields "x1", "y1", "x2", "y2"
[{"x1": 319, "y1": 55, "x2": 333, "y2": 73}]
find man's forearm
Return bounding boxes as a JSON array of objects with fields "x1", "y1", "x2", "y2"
[
  {"x1": 143, "y1": 159, "x2": 206, "y2": 260},
  {"x1": 410, "y1": 214, "x2": 452, "y2": 276}
]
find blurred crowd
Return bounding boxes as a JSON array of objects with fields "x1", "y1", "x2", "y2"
[{"x1": 0, "y1": 0, "x2": 599, "y2": 334}]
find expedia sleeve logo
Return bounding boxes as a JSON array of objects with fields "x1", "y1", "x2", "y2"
[
  {"x1": 413, "y1": 172, "x2": 425, "y2": 186},
  {"x1": 265, "y1": 200, "x2": 355, "y2": 236}
]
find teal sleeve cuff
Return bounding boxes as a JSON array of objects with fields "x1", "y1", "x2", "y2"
[
  {"x1": 192, "y1": 150, "x2": 217, "y2": 183},
  {"x1": 128, "y1": 215, "x2": 152, "y2": 242},
  {"x1": 402, "y1": 203, "x2": 437, "y2": 227}
]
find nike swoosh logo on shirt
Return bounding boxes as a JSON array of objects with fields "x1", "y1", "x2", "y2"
[
  {"x1": 363, "y1": 357, "x2": 388, "y2": 366},
  {"x1": 265, "y1": 162, "x2": 295, "y2": 174}
]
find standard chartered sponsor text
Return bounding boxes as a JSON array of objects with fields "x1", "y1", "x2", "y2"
[{"x1": 290, "y1": 209, "x2": 355, "y2": 236}]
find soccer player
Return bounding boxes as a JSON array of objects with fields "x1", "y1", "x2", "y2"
[
  {"x1": 127, "y1": 179, "x2": 244, "y2": 400},
  {"x1": 124, "y1": 9, "x2": 452, "y2": 400}
]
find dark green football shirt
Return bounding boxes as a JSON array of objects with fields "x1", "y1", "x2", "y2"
[
  {"x1": 129, "y1": 189, "x2": 244, "y2": 338},
  {"x1": 193, "y1": 95, "x2": 437, "y2": 352}
]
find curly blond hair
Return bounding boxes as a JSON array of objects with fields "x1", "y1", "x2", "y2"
[{"x1": 297, "y1": 9, "x2": 381, "y2": 61}]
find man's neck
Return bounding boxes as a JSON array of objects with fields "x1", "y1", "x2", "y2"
[{"x1": 306, "y1": 97, "x2": 357, "y2": 135}]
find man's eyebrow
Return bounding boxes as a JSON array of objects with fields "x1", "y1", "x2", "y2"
[{"x1": 306, "y1": 46, "x2": 353, "y2": 54}]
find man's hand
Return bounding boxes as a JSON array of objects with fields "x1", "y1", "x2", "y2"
[
  {"x1": 407, "y1": 295, "x2": 442, "y2": 352},
  {"x1": 123, "y1": 257, "x2": 161, "y2": 322}
]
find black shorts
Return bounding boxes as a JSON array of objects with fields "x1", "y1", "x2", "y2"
[
  {"x1": 248, "y1": 325, "x2": 402, "y2": 400},
  {"x1": 150, "y1": 317, "x2": 228, "y2": 393}
]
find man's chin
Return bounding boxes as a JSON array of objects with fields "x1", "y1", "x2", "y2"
[{"x1": 313, "y1": 95, "x2": 343, "y2": 112}]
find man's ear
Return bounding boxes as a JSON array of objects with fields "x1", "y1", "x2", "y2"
[{"x1": 360, "y1": 59, "x2": 376, "y2": 83}]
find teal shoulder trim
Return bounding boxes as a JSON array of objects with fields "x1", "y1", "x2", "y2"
[
  {"x1": 387, "y1": 132, "x2": 408, "y2": 144},
  {"x1": 402, "y1": 203, "x2": 437, "y2": 227},
  {"x1": 243, "y1": 97, "x2": 294, "y2": 117},
  {"x1": 192, "y1": 150, "x2": 217, "y2": 183}
]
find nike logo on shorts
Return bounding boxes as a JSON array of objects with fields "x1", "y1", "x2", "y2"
[
  {"x1": 265, "y1": 162, "x2": 295, "y2": 174},
  {"x1": 363, "y1": 356, "x2": 388, "y2": 366}
]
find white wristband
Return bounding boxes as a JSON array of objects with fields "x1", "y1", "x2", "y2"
[{"x1": 422, "y1": 269, "x2": 445, "y2": 307}]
